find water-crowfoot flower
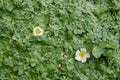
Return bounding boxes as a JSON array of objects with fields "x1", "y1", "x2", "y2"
[
  {"x1": 75, "y1": 48, "x2": 90, "y2": 63},
  {"x1": 33, "y1": 27, "x2": 43, "y2": 36}
]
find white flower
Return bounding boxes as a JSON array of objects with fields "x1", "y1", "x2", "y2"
[
  {"x1": 75, "y1": 48, "x2": 90, "y2": 63},
  {"x1": 33, "y1": 27, "x2": 43, "y2": 36}
]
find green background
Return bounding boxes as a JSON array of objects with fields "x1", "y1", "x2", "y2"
[{"x1": 0, "y1": 0, "x2": 120, "y2": 80}]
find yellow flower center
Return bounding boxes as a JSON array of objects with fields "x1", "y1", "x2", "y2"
[
  {"x1": 35, "y1": 28, "x2": 41, "y2": 34},
  {"x1": 79, "y1": 51, "x2": 86, "y2": 58}
]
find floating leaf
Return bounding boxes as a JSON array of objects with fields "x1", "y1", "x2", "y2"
[{"x1": 92, "y1": 46, "x2": 105, "y2": 58}]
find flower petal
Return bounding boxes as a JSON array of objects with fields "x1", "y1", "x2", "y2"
[
  {"x1": 81, "y1": 58, "x2": 87, "y2": 63},
  {"x1": 81, "y1": 48, "x2": 86, "y2": 52},
  {"x1": 39, "y1": 29, "x2": 44, "y2": 35},
  {"x1": 75, "y1": 56, "x2": 81, "y2": 61},
  {"x1": 75, "y1": 50, "x2": 80, "y2": 56}
]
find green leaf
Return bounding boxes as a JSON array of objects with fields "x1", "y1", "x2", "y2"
[
  {"x1": 92, "y1": 46, "x2": 105, "y2": 58},
  {"x1": 103, "y1": 49, "x2": 113, "y2": 57}
]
